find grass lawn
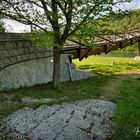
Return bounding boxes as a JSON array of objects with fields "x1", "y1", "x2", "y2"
[
  {"x1": 0, "y1": 56, "x2": 140, "y2": 139},
  {"x1": 74, "y1": 56, "x2": 140, "y2": 75}
]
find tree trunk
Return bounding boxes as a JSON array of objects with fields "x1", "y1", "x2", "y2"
[{"x1": 53, "y1": 47, "x2": 61, "y2": 88}]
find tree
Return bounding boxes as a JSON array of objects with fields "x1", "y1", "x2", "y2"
[{"x1": 0, "y1": 0, "x2": 132, "y2": 87}]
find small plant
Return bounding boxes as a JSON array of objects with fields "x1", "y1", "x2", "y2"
[
  {"x1": 10, "y1": 95, "x2": 22, "y2": 102},
  {"x1": 0, "y1": 93, "x2": 10, "y2": 103}
]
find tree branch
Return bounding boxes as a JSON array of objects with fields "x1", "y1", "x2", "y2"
[
  {"x1": 56, "y1": 0, "x2": 67, "y2": 15},
  {"x1": 61, "y1": 0, "x2": 73, "y2": 41},
  {"x1": 4, "y1": 12, "x2": 48, "y2": 32},
  {"x1": 68, "y1": 4, "x2": 98, "y2": 36},
  {"x1": 27, "y1": 0, "x2": 44, "y2": 9},
  {"x1": 40, "y1": 0, "x2": 53, "y2": 26}
]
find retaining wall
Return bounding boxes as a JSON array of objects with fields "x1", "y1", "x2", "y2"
[{"x1": 0, "y1": 33, "x2": 94, "y2": 90}]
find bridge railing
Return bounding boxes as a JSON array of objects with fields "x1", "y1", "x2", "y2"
[{"x1": 93, "y1": 29, "x2": 140, "y2": 44}]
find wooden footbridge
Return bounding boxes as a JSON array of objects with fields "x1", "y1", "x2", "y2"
[{"x1": 62, "y1": 29, "x2": 140, "y2": 60}]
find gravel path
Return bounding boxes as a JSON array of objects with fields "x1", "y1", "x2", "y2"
[{"x1": 0, "y1": 99, "x2": 116, "y2": 140}]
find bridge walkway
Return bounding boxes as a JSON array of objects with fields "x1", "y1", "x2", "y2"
[{"x1": 62, "y1": 29, "x2": 140, "y2": 60}]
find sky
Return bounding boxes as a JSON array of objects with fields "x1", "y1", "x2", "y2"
[
  {"x1": 136, "y1": 0, "x2": 140, "y2": 7},
  {"x1": 3, "y1": 0, "x2": 140, "y2": 33}
]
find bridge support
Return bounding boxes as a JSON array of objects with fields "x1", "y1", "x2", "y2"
[{"x1": 138, "y1": 39, "x2": 140, "y2": 56}]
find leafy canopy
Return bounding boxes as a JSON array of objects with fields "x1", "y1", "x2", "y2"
[{"x1": 0, "y1": 0, "x2": 132, "y2": 46}]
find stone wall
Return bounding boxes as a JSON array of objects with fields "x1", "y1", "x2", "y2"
[
  {"x1": 0, "y1": 33, "x2": 53, "y2": 71},
  {"x1": 0, "y1": 33, "x2": 94, "y2": 90}
]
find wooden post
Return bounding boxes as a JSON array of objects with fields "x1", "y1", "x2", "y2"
[
  {"x1": 138, "y1": 40, "x2": 140, "y2": 56},
  {"x1": 78, "y1": 39, "x2": 82, "y2": 61}
]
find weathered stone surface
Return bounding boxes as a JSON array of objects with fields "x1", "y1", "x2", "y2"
[
  {"x1": 0, "y1": 32, "x2": 95, "y2": 90},
  {"x1": 0, "y1": 54, "x2": 94, "y2": 90},
  {"x1": 21, "y1": 97, "x2": 53, "y2": 104},
  {"x1": 0, "y1": 99, "x2": 116, "y2": 140}
]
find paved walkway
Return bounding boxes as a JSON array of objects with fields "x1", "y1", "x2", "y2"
[{"x1": 0, "y1": 99, "x2": 116, "y2": 140}]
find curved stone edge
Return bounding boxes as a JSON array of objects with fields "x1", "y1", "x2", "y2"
[{"x1": 0, "y1": 54, "x2": 95, "y2": 91}]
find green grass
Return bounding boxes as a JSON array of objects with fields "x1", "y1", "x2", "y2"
[
  {"x1": 5, "y1": 75, "x2": 112, "y2": 99},
  {"x1": 73, "y1": 56, "x2": 140, "y2": 75},
  {"x1": 112, "y1": 77, "x2": 140, "y2": 140},
  {"x1": 0, "y1": 75, "x2": 112, "y2": 120},
  {"x1": 73, "y1": 56, "x2": 140, "y2": 139},
  {"x1": 0, "y1": 56, "x2": 140, "y2": 139}
]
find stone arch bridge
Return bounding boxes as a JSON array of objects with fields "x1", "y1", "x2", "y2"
[{"x1": 0, "y1": 29, "x2": 140, "y2": 90}]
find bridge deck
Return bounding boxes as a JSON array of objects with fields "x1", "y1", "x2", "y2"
[{"x1": 62, "y1": 29, "x2": 140, "y2": 60}]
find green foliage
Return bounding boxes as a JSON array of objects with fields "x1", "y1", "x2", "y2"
[
  {"x1": 70, "y1": 9, "x2": 135, "y2": 47},
  {"x1": 0, "y1": 23, "x2": 5, "y2": 32},
  {"x1": 0, "y1": 0, "x2": 133, "y2": 46},
  {"x1": 108, "y1": 8, "x2": 140, "y2": 32},
  {"x1": 106, "y1": 8, "x2": 140, "y2": 51},
  {"x1": 28, "y1": 32, "x2": 54, "y2": 48},
  {"x1": 79, "y1": 8, "x2": 140, "y2": 52}
]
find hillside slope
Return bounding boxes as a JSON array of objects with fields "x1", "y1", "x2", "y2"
[{"x1": 109, "y1": 8, "x2": 140, "y2": 32}]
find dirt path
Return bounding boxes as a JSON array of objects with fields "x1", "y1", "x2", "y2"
[{"x1": 100, "y1": 73, "x2": 140, "y2": 101}]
